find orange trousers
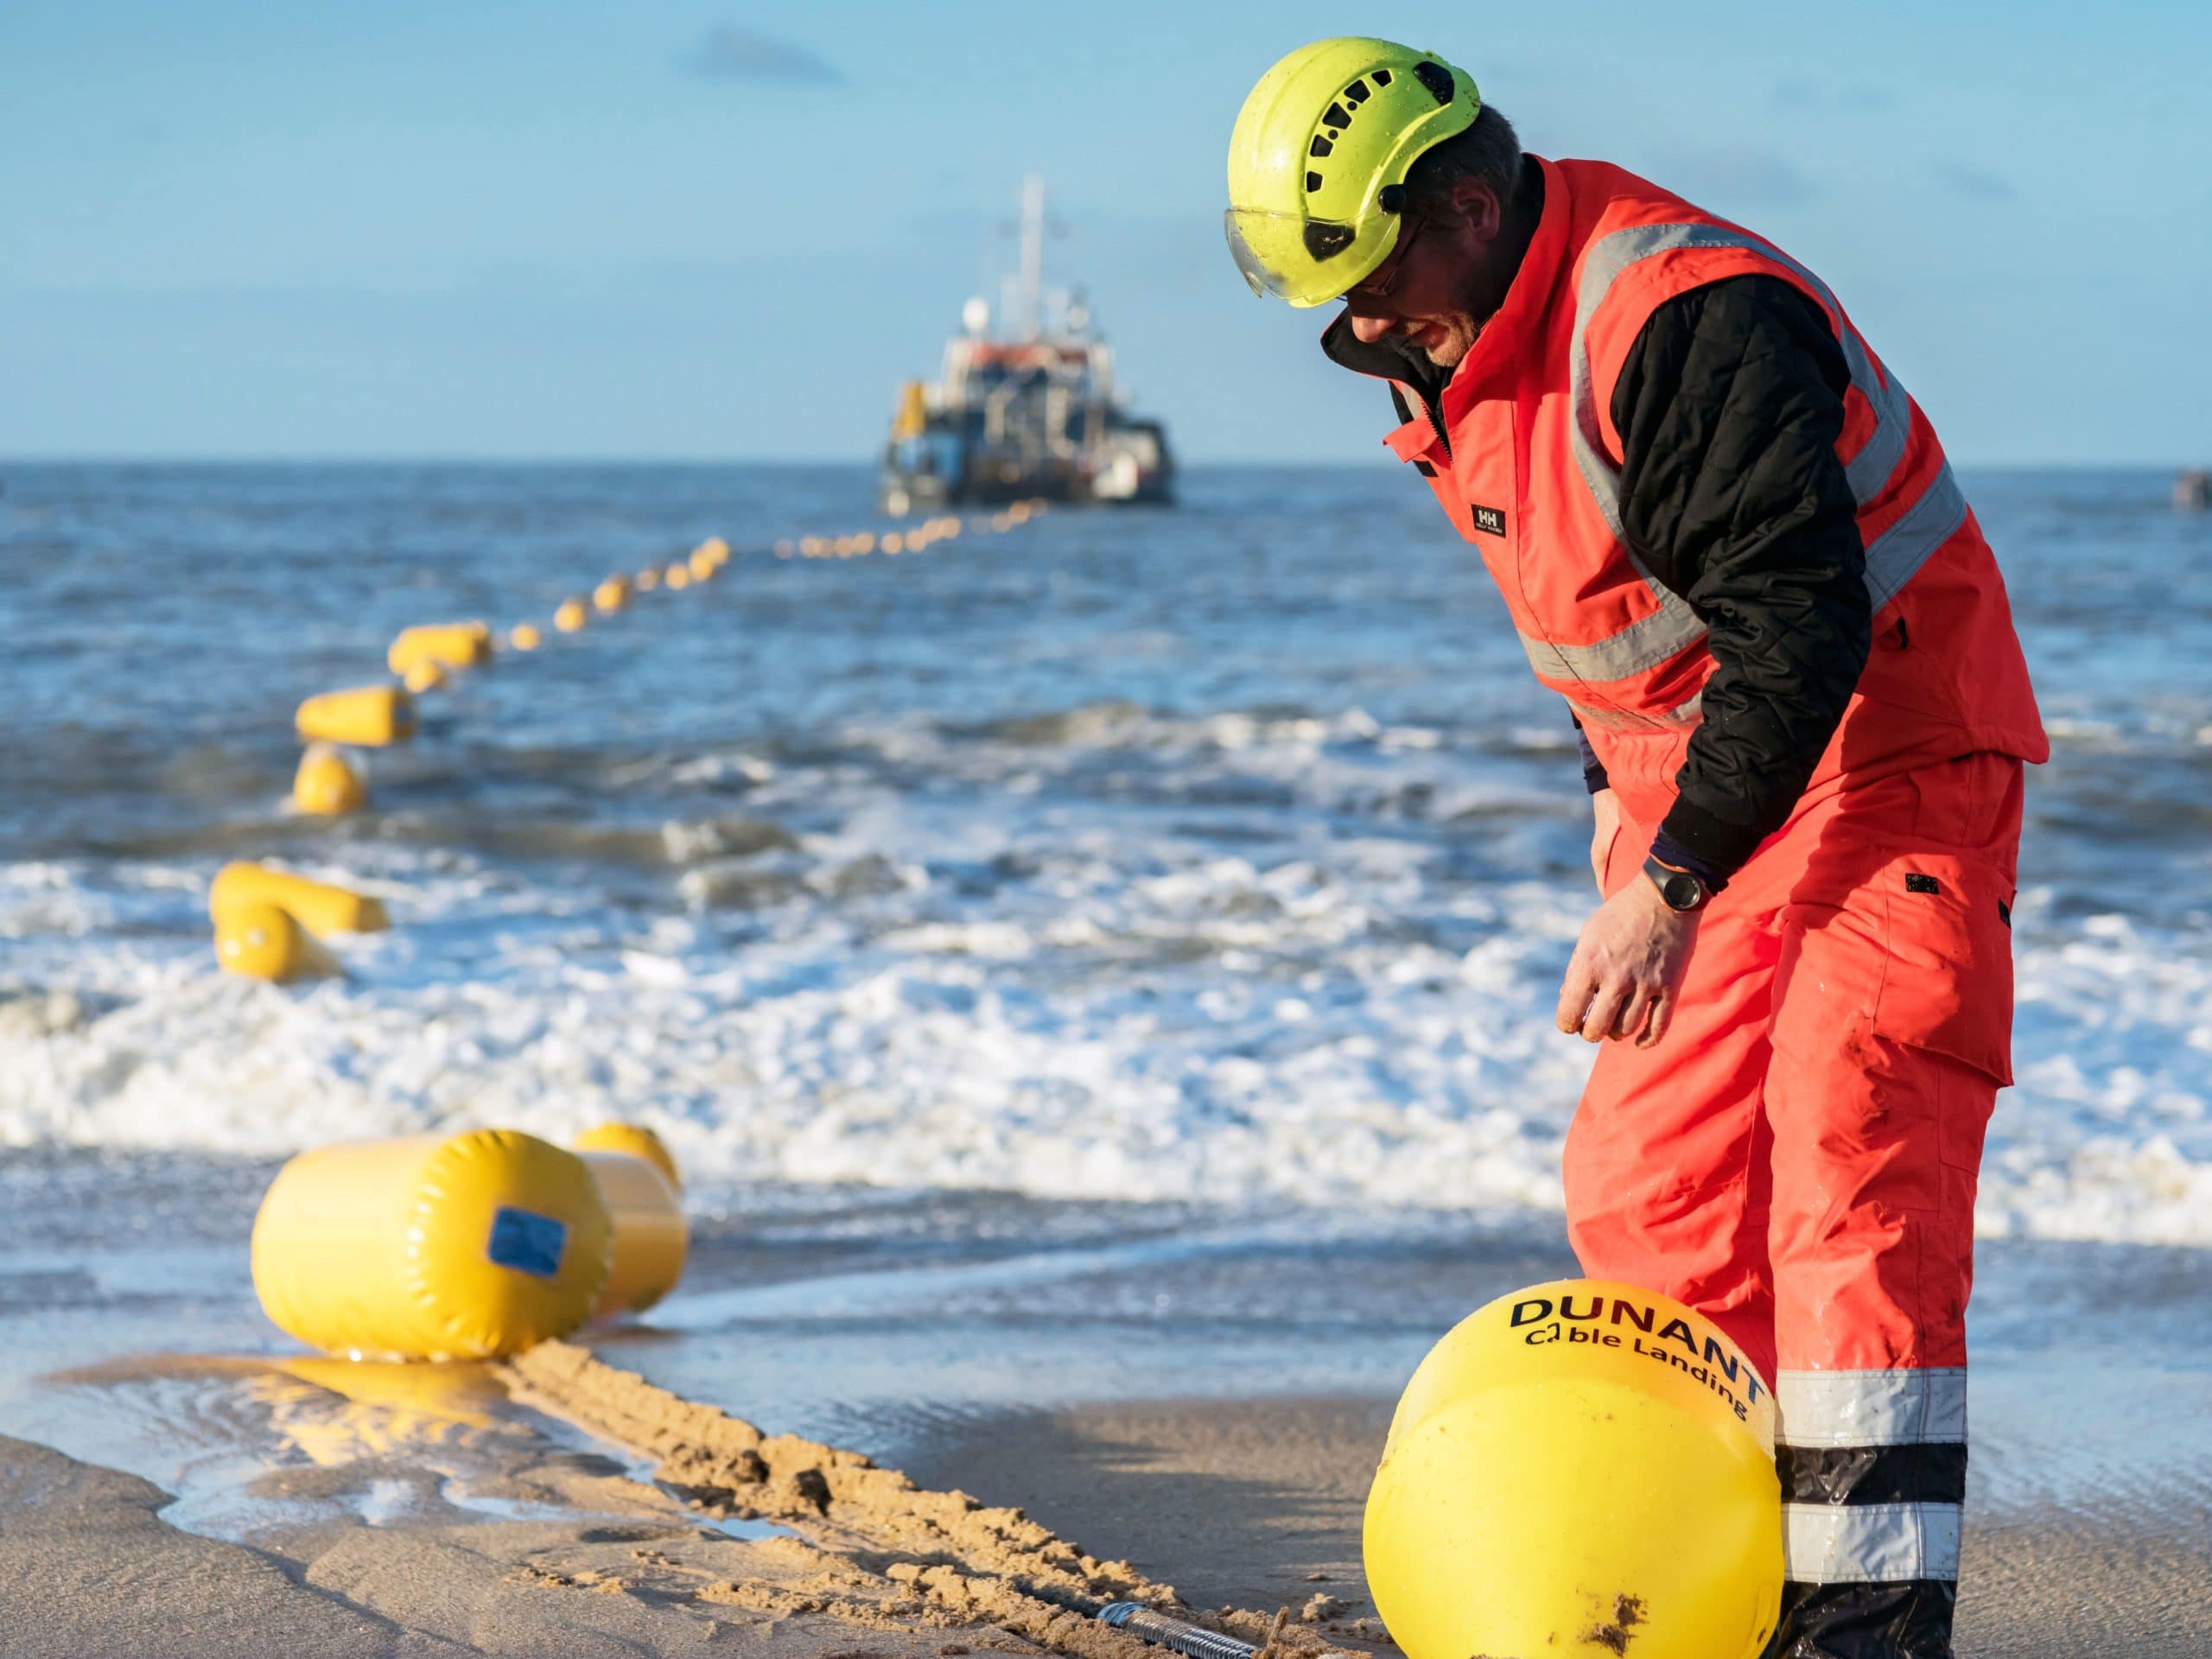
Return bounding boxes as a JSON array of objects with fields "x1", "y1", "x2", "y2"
[{"x1": 1567, "y1": 752, "x2": 2023, "y2": 1655}]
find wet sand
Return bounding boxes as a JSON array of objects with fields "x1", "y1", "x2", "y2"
[
  {"x1": 3, "y1": 1156, "x2": 2207, "y2": 1656},
  {"x1": 912, "y1": 1395, "x2": 2212, "y2": 1658}
]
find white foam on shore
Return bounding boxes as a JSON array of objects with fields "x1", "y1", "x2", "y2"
[{"x1": 4, "y1": 771, "x2": 2209, "y2": 1249}]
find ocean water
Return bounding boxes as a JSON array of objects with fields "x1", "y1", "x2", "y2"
[{"x1": 3, "y1": 461, "x2": 2208, "y2": 1244}]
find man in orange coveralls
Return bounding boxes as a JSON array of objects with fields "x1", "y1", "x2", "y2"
[{"x1": 1224, "y1": 39, "x2": 2045, "y2": 1659}]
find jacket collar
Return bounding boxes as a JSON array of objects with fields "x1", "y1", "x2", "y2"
[{"x1": 1318, "y1": 155, "x2": 1568, "y2": 414}]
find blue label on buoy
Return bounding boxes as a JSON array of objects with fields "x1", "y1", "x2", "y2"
[{"x1": 486, "y1": 1206, "x2": 568, "y2": 1278}]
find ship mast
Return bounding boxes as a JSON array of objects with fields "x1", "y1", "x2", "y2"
[{"x1": 1016, "y1": 174, "x2": 1045, "y2": 340}]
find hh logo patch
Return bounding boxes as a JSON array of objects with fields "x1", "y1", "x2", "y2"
[{"x1": 1471, "y1": 504, "x2": 1508, "y2": 538}]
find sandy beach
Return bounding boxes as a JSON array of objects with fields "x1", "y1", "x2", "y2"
[{"x1": 1, "y1": 1151, "x2": 2206, "y2": 1656}]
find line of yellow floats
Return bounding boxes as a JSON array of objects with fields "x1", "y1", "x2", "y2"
[
  {"x1": 216, "y1": 500, "x2": 1052, "y2": 984},
  {"x1": 208, "y1": 506, "x2": 1052, "y2": 1361}
]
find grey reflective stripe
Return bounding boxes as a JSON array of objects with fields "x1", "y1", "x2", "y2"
[
  {"x1": 1783, "y1": 1503, "x2": 1962, "y2": 1584},
  {"x1": 1546, "y1": 219, "x2": 1946, "y2": 696},
  {"x1": 1567, "y1": 691, "x2": 1703, "y2": 733},
  {"x1": 1864, "y1": 462, "x2": 1968, "y2": 612},
  {"x1": 1570, "y1": 220, "x2": 1920, "y2": 524},
  {"x1": 1777, "y1": 1368, "x2": 1967, "y2": 1449},
  {"x1": 1517, "y1": 594, "x2": 1707, "y2": 682}
]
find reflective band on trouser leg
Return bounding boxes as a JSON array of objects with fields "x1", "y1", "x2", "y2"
[{"x1": 1771, "y1": 1370, "x2": 1967, "y2": 1657}]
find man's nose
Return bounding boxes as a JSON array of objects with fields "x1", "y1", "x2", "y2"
[{"x1": 1349, "y1": 312, "x2": 1397, "y2": 344}]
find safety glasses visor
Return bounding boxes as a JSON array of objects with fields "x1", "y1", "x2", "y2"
[{"x1": 1224, "y1": 207, "x2": 1395, "y2": 307}]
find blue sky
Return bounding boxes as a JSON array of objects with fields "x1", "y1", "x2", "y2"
[{"x1": 3, "y1": 1, "x2": 2206, "y2": 464}]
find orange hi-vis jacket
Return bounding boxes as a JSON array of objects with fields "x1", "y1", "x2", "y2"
[{"x1": 1380, "y1": 156, "x2": 2047, "y2": 834}]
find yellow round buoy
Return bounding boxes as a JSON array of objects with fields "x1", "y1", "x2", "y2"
[
  {"x1": 296, "y1": 685, "x2": 414, "y2": 747},
  {"x1": 554, "y1": 597, "x2": 588, "y2": 632},
  {"x1": 509, "y1": 623, "x2": 543, "y2": 652},
  {"x1": 403, "y1": 660, "x2": 446, "y2": 695},
  {"x1": 664, "y1": 563, "x2": 690, "y2": 589},
  {"x1": 634, "y1": 568, "x2": 661, "y2": 592},
  {"x1": 1365, "y1": 1279, "x2": 1781, "y2": 1659},
  {"x1": 251, "y1": 1130, "x2": 614, "y2": 1361},
  {"x1": 292, "y1": 744, "x2": 366, "y2": 815},
  {"x1": 694, "y1": 536, "x2": 729, "y2": 568},
  {"x1": 575, "y1": 1140, "x2": 687, "y2": 1320},
  {"x1": 687, "y1": 550, "x2": 715, "y2": 581},
  {"x1": 881, "y1": 533, "x2": 905, "y2": 555},
  {"x1": 211, "y1": 862, "x2": 388, "y2": 936},
  {"x1": 594, "y1": 575, "x2": 631, "y2": 613},
  {"x1": 215, "y1": 902, "x2": 341, "y2": 983},
  {"x1": 387, "y1": 621, "x2": 492, "y2": 679}
]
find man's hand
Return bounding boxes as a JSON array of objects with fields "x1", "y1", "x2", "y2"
[
  {"x1": 1556, "y1": 872, "x2": 1700, "y2": 1047},
  {"x1": 1589, "y1": 787, "x2": 1622, "y2": 893}
]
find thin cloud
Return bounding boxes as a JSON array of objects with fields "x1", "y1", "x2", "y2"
[
  {"x1": 1659, "y1": 146, "x2": 1821, "y2": 211},
  {"x1": 682, "y1": 25, "x2": 840, "y2": 85},
  {"x1": 1930, "y1": 161, "x2": 2017, "y2": 203}
]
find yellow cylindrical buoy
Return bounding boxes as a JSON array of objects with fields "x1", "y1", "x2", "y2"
[
  {"x1": 554, "y1": 597, "x2": 588, "y2": 632},
  {"x1": 509, "y1": 623, "x2": 543, "y2": 652},
  {"x1": 296, "y1": 685, "x2": 415, "y2": 747},
  {"x1": 577, "y1": 1145, "x2": 686, "y2": 1319},
  {"x1": 574, "y1": 1122, "x2": 681, "y2": 1190},
  {"x1": 211, "y1": 862, "x2": 388, "y2": 937},
  {"x1": 251, "y1": 1130, "x2": 614, "y2": 1361},
  {"x1": 594, "y1": 575, "x2": 631, "y2": 614},
  {"x1": 215, "y1": 902, "x2": 341, "y2": 983},
  {"x1": 1365, "y1": 1278, "x2": 1782, "y2": 1659},
  {"x1": 293, "y1": 743, "x2": 366, "y2": 816},
  {"x1": 403, "y1": 660, "x2": 447, "y2": 695},
  {"x1": 387, "y1": 621, "x2": 492, "y2": 679}
]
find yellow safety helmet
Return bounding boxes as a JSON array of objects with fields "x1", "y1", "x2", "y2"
[{"x1": 1225, "y1": 37, "x2": 1480, "y2": 308}]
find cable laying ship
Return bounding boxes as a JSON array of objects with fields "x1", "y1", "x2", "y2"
[{"x1": 880, "y1": 177, "x2": 1174, "y2": 514}]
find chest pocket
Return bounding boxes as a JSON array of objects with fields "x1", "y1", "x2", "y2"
[
  {"x1": 1446, "y1": 400, "x2": 1518, "y2": 565},
  {"x1": 1387, "y1": 391, "x2": 1521, "y2": 588}
]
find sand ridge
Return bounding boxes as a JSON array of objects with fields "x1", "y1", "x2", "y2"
[{"x1": 501, "y1": 1340, "x2": 1371, "y2": 1659}]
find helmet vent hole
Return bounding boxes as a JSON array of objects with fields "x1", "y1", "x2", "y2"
[
  {"x1": 1344, "y1": 78, "x2": 1370, "y2": 104},
  {"x1": 1309, "y1": 136, "x2": 1334, "y2": 157},
  {"x1": 1372, "y1": 68, "x2": 1393, "y2": 87},
  {"x1": 1302, "y1": 221, "x2": 1354, "y2": 261},
  {"x1": 1324, "y1": 101, "x2": 1350, "y2": 127},
  {"x1": 1305, "y1": 171, "x2": 1323, "y2": 193},
  {"x1": 1413, "y1": 61, "x2": 1454, "y2": 105}
]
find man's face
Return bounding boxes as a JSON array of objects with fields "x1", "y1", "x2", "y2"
[{"x1": 1341, "y1": 178, "x2": 1510, "y2": 371}]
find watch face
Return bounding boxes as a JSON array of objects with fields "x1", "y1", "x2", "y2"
[{"x1": 1662, "y1": 870, "x2": 1703, "y2": 911}]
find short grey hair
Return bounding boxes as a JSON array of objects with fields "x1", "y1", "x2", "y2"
[{"x1": 1402, "y1": 103, "x2": 1522, "y2": 210}]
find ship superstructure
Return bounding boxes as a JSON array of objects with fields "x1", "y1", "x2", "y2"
[{"x1": 880, "y1": 177, "x2": 1173, "y2": 513}]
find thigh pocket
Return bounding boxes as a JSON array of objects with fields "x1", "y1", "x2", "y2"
[{"x1": 1871, "y1": 850, "x2": 2017, "y2": 1089}]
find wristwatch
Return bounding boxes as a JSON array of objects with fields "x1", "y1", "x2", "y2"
[{"x1": 1643, "y1": 855, "x2": 1712, "y2": 913}]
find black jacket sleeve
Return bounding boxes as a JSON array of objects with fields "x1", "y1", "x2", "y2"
[{"x1": 1611, "y1": 275, "x2": 1871, "y2": 880}]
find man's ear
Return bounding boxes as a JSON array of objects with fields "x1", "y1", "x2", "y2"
[{"x1": 1450, "y1": 176, "x2": 1503, "y2": 241}]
